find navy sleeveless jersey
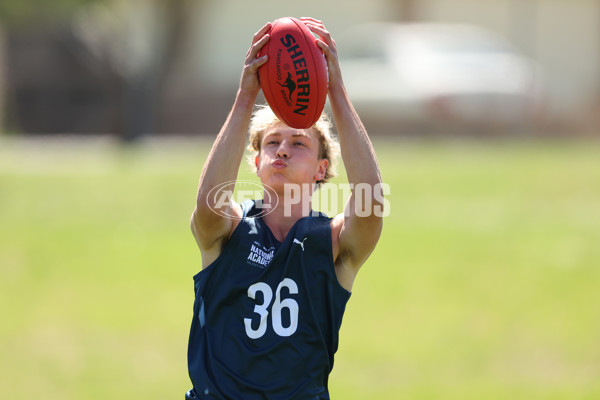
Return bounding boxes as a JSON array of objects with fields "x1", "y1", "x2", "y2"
[{"x1": 187, "y1": 200, "x2": 351, "y2": 399}]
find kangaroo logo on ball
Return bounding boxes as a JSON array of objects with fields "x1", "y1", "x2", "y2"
[{"x1": 278, "y1": 72, "x2": 297, "y2": 100}]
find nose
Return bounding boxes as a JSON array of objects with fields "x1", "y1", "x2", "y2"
[{"x1": 276, "y1": 141, "x2": 290, "y2": 159}]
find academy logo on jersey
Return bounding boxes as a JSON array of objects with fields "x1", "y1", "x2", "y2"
[
  {"x1": 246, "y1": 241, "x2": 275, "y2": 268},
  {"x1": 207, "y1": 180, "x2": 279, "y2": 220}
]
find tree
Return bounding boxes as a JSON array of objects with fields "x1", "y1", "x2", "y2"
[
  {"x1": 0, "y1": 0, "x2": 102, "y2": 25},
  {"x1": 0, "y1": 0, "x2": 196, "y2": 140},
  {"x1": 389, "y1": 0, "x2": 419, "y2": 22},
  {"x1": 73, "y1": 0, "x2": 196, "y2": 140},
  {"x1": 0, "y1": 0, "x2": 103, "y2": 134}
]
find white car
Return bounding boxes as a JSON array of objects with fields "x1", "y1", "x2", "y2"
[{"x1": 336, "y1": 22, "x2": 544, "y2": 133}]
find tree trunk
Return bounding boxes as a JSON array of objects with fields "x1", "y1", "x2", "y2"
[
  {"x1": 120, "y1": 0, "x2": 194, "y2": 141},
  {"x1": 392, "y1": 0, "x2": 418, "y2": 22},
  {"x1": 0, "y1": 25, "x2": 5, "y2": 133}
]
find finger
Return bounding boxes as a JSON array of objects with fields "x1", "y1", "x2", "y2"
[
  {"x1": 254, "y1": 54, "x2": 269, "y2": 70},
  {"x1": 252, "y1": 22, "x2": 272, "y2": 45},
  {"x1": 300, "y1": 17, "x2": 324, "y2": 26},
  {"x1": 246, "y1": 33, "x2": 270, "y2": 59},
  {"x1": 242, "y1": 53, "x2": 268, "y2": 82},
  {"x1": 305, "y1": 24, "x2": 336, "y2": 49},
  {"x1": 303, "y1": 22, "x2": 326, "y2": 34},
  {"x1": 316, "y1": 40, "x2": 333, "y2": 56},
  {"x1": 245, "y1": 54, "x2": 269, "y2": 77},
  {"x1": 302, "y1": 21, "x2": 325, "y2": 33},
  {"x1": 246, "y1": 22, "x2": 271, "y2": 56}
]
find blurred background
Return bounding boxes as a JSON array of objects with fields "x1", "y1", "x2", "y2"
[
  {"x1": 0, "y1": 0, "x2": 599, "y2": 138},
  {"x1": 1, "y1": 1, "x2": 600, "y2": 400}
]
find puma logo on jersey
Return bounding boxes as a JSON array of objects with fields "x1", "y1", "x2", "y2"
[{"x1": 293, "y1": 238, "x2": 307, "y2": 251}]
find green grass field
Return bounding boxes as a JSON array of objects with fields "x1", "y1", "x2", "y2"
[{"x1": 1, "y1": 136, "x2": 599, "y2": 399}]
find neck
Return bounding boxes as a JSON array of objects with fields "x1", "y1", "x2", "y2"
[{"x1": 261, "y1": 188, "x2": 313, "y2": 242}]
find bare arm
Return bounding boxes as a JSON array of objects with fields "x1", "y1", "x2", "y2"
[
  {"x1": 304, "y1": 18, "x2": 384, "y2": 290},
  {"x1": 191, "y1": 23, "x2": 271, "y2": 268}
]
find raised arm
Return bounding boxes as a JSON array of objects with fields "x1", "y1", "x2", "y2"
[
  {"x1": 303, "y1": 18, "x2": 384, "y2": 290},
  {"x1": 191, "y1": 23, "x2": 271, "y2": 268}
]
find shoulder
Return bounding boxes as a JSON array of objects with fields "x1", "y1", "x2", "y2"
[
  {"x1": 192, "y1": 200, "x2": 257, "y2": 269},
  {"x1": 330, "y1": 210, "x2": 383, "y2": 291}
]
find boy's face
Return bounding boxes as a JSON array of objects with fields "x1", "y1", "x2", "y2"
[{"x1": 256, "y1": 123, "x2": 327, "y2": 193}]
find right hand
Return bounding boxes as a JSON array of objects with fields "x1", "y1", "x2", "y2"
[{"x1": 239, "y1": 22, "x2": 272, "y2": 98}]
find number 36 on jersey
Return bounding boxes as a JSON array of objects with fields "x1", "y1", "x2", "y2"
[{"x1": 244, "y1": 278, "x2": 299, "y2": 339}]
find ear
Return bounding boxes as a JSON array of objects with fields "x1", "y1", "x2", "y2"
[
  {"x1": 314, "y1": 159, "x2": 328, "y2": 182},
  {"x1": 255, "y1": 156, "x2": 260, "y2": 174}
]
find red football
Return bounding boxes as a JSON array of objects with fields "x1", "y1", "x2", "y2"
[{"x1": 258, "y1": 17, "x2": 328, "y2": 129}]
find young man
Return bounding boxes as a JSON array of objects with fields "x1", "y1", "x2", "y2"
[{"x1": 186, "y1": 18, "x2": 383, "y2": 399}]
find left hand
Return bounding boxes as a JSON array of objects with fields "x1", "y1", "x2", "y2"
[{"x1": 301, "y1": 17, "x2": 344, "y2": 91}]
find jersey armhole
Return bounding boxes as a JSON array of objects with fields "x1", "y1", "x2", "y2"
[
  {"x1": 193, "y1": 200, "x2": 255, "y2": 282},
  {"x1": 325, "y1": 218, "x2": 352, "y2": 296}
]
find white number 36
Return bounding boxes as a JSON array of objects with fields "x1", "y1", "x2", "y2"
[{"x1": 244, "y1": 278, "x2": 299, "y2": 339}]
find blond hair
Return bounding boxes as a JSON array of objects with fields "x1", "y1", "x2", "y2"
[{"x1": 247, "y1": 105, "x2": 340, "y2": 184}]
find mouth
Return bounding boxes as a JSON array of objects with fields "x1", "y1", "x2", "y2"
[{"x1": 272, "y1": 160, "x2": 287, "y2": 169}]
